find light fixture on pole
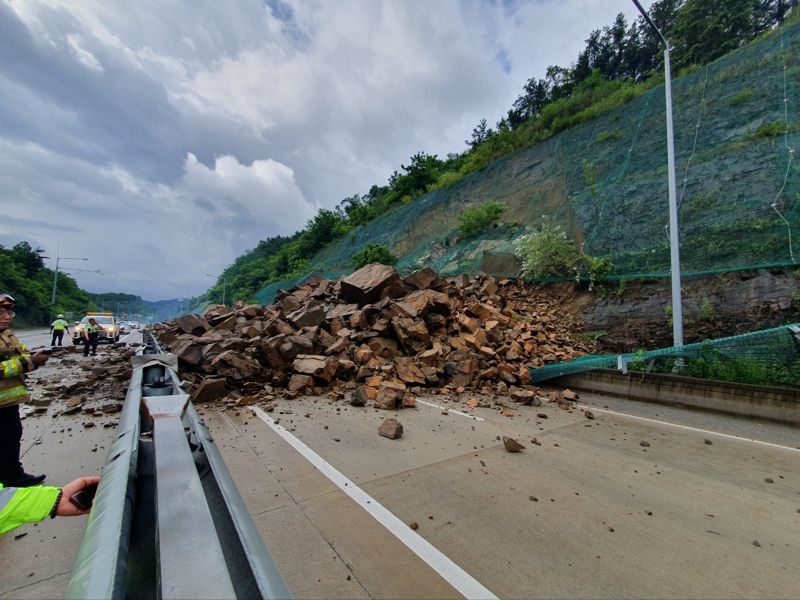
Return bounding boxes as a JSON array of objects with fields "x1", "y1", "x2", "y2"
[
  {"x1": 50, "y1": 250, "x2": 89, "y2": 304},
  {"x1": 631, "y1": 0, "x2": 684, "y2": 349}
]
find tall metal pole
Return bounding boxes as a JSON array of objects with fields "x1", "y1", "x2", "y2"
[
  {"x1": 51, "y1": 253, "x2": 89, "y2": 304},
  {"x1": 51, "y1": 255, "x2": 60, "y2": 305},
  {"x1": 632, "y1": 0, "x2": 684, "y2": 348}
]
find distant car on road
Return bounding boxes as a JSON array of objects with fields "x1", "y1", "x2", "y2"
[
  {"x1": 119, "y1": 322, "x2": 131, "y2": 335},
  {"x1": 72, "y1": 313, "x2": 120, "y2": 345}
]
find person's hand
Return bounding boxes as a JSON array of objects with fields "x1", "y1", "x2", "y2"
[
  {"x1": 56, "y1": 476, "x2": 101, "y2": 517},
  {"x1": 31, "y1": 351, "x2": 49, "y2": 366}
]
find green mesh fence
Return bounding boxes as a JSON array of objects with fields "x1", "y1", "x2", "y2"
[
  {"x1": 255, "y1": 19, "x2": 800, "y2": 300},
  {"x1": 530, "y1": 324, "x2": 800, "y2": 388}
]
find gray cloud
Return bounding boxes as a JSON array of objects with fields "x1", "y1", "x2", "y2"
[{"x1": 2, "y1": 0, "x2": 651, "y2": 299}]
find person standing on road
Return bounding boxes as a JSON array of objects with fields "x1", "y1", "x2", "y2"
[
  {"x1": 0, "y1": 475, "x2": 100, "y2": 535},
  {"x1": 49, "y1": 314, "x2": 70, "y2": 347},
  {"x1": 0, "y1": 294, "x2": 49, "y2": 487},
  {"x1": 83, "y1": 317, "x2": 99, "y2": 357}
]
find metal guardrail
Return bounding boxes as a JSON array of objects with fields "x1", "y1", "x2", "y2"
[{"x1": 65, "y1": 330, "x2": 291, "y2": 599}]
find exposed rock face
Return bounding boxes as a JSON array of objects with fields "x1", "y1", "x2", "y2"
[{"x1": 153, "y1": 266, "x2": 597, "y2": 403}]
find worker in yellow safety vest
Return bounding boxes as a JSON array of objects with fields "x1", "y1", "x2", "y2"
[
  {"x1": 0, "y1": 294, "x2": 49, "y2": 487},
  {"x1": 50, "y1": 314, "x2": 70, "y2": 347},
  {"x1": 83, "y1": 318, "x2": 100, "y2": 357},
  {"x1": 0, "y1": 475, "x2": 100, "y2": 535}
]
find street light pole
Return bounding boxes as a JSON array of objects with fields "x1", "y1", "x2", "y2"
[
  {"x1": 206, "y1": 274, "x2": 227, "y2": 306},
  {"x1": 50, "y1": 250, "x2": 89, "y2": 304},
  {"x1": 631, "y1": 0, "x2": 684, "y2": 348}
]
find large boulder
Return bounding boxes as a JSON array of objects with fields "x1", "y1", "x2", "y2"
[
  {"x1": 175, "y1": 314, "x2": 209, "y2": 336},
  {"x1": 340, "y1": 263, "x2": 401, "y2": 306},
  {"x1": 210, "y1": 351, "x2": 262, "y2": 380}
]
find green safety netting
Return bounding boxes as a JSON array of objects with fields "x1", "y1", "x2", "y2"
[
  {"x1": 529, "y1": 324, "x2": 800, "y2": 388},
  {"x1": 255, "y1": 18, "x2": 800, "y2": 301}
]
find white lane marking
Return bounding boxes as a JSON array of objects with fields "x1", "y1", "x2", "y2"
[
  {"x1": 252, "y1": 406, "x2": 498, "y2": 600},
  {"x1": 578, "y1": 404, "x2": 800, "y2": 453},
  {"x1": 416, "y1": 399, "x2": 485, "y2": 421}
]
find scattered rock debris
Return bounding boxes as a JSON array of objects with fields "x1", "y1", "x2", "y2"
[
  {"x1": 502, "y1": 436, "x2": 525, "y2": 452},
  {"x1": 378, "y1": 418, "x2": 404, "y2": 440},
  {"x1": 409, "y1": 522, "x2": 419, "y2": 530},
  {"x1": 152, "y1": 265, "x2": 594, "y2": 417}
]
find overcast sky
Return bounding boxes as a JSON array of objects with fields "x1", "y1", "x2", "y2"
[{"x1": 1, "y1": 0, "x2": 653, "y2": 301}]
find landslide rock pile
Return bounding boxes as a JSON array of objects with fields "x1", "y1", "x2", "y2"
[{"x1": 154, "y1": 264, "x2": 596, "y2": 407}]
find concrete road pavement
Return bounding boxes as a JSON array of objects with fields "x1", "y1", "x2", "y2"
[
  {"x1": 202, "y1": 394, "x2": 800, "y2": 599},
  {"x1": 2, "y1": 378, "x2": 797, "y2": 598}
]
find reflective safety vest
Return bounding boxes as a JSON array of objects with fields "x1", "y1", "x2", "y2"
[
  {"x1": 0, "y1": 483, "x2": 59, "y2": 535},
  {"x1": 85, "y1": 323, "x2": 99, "y2": 335},
  {"x1": 51, "y1": 319, "x2": 68, "y2": 331},
  {"x1": 0, "y1": 329, "x2": 34, "y2": 407}
]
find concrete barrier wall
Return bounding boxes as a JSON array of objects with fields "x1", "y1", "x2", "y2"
[{"x1": 551, "y1": 370, "x2": 800, "y2": 425}]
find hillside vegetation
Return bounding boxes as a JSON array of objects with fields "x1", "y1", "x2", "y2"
[{"x1": 204, "y1": 0, "x2": 799, "y2": 306}]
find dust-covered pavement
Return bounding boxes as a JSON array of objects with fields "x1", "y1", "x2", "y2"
[
  {"x1": 2, "y1": 339, "x2": 799, "y2": 599},
  {"x1": 0, "y1": 342, "x2": 136, "y2": 599},
  {"x1": 197, "y1": 388, "x2": 800, "y2": 599}
]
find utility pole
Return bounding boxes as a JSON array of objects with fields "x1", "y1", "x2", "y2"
[
  {"x1": 50, "y1": 249, "x2": 89, "y2": 304},
  {"x1": 632, "y1": 0, "x2": 684, "y2": 349}
]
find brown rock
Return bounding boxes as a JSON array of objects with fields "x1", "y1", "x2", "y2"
[
  {"x1": 510, "y1": 390, "x2": 536, "y2": 405},
  {"x1": 502, "y1": 436, "x2": 525, "y2": 452},
  {"x1": 287, "y1": 302, "x2": 326, "y2": 328},
  {"x1": 210, "y1": 351, "x2": 262, "y2": 380},
  {"x1": 340, "y1": 263, "x2": 401, "y2": 306},
  {"x1": 349, "y1": 386, "x2": 369, "y2": 406},
  {"x1": 175, "y1": 314, "x2": 209, "y2": 336},
  {"x1": 374, "y1": 380, "x2": 406, "y2": 409},
  {"x1": 391, "y1": 317, "x2": 431, "y2": 354},
  {"x1": 378, "y1": 418, "x2": 403, "y2": 439},
  {"x1": 191, "y1": 378, "x2": 226, "y2": 403},
  {"x1": 172, "y1": 339, "x2": 203, "y2": 367},
  {"x1": 288, "y1": 374, "x2": 315, "y2": 393},
  {"x1": 394, "y1": 357, "x2": 426, "y2": 384},
  {"x1": 292, "y1": 355, "x2": 338, "y2": 383},
  {"x1": 367, "y1": 337, "x2": 398, "y2": 360},
  {"x1": 562, "y1": 389, "x2": 579, "y2": 401},
  {"x1": 403, "y1": 268, "x2": 438, "y2": 290},
  {"x1": 213, "y1": 315, "x2": 238, "y2": 332}
]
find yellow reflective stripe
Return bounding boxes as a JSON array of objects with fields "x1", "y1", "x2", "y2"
[
  {"x1": 0, "y1": 385, "x2": 27, "y2": 402},
  {"x1": 2, "y1": 359, "x2": 20, "y2": 378}
]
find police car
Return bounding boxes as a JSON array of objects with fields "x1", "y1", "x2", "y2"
[{"x1": 72, "y1": 312, "x2": 120, "y2": 345}]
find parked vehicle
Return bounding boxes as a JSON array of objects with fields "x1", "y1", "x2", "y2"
[{"x1": 72, "y1": 312, "x2": 120, "y2": 344}]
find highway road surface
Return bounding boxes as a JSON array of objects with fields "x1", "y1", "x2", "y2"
[
  {"x1": 15, "y1": 327, "x2": 141, "y2": 350},
  {"x1": 1, "y1": 346, "x2": 798, "y2": 598}
]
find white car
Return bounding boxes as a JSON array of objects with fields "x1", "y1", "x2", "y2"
[{"x1": 72, "y1": 314, "x2": 120, "y2": 344}]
